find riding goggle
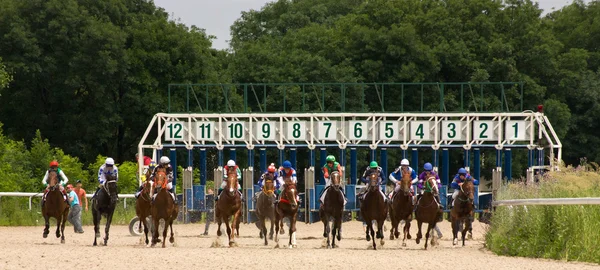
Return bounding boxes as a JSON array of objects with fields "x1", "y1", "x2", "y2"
[{"x1": 425, "y1": 170, "x2": 432, "y2": 174}]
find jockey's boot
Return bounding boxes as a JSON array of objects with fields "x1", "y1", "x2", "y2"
[
  {"x1": 92, "y1": 187, "x2": 100, "y2": 199},
  {"x1": 169, "y1": 190, "x2": 178, "y2": 204},
  {"x1": 135, "y1": 185, "x2": 144, "y2": 199},
  {"x1": 215, "y1": 188, "x2": 223, "y2": 201}
]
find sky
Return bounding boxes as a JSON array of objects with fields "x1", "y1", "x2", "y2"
[{"x1": 152, "y1": 0, "x2": 589, "y2": 50}]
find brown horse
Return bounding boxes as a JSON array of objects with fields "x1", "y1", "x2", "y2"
[
  {"x1": 360, "y1": 172, "x2": 388, "y2": 250},
  {"x1": 451, "y1": 177, "x2": 474, "y2": 246},
  {"x1": 415, "y1": 176, "x2": 442, "y2": 250},
  {"x1": 150, "y1": 171, "x2": 178, "y2": 248},
  {"x1": 319, "y1": 171, "x2": 344, "y2": 248},
  {"x1": 274, "y1": 177, "x2": 299, "y2": 248},
  {"x1": 215, "y1": 169, "x2": 242, "y2": 247},
  {"x1": 389, "y1": 168, "x2": 413, "y2": 247},
  {"x1": 256, "y1": 174, "x2": 276, "y2": 245},
  {"x1": 135, "y1": 169, "x2": 152, "y2": 245},
  {"x1": 42, "y1": 170, "x2": 69, "y2": 243}
]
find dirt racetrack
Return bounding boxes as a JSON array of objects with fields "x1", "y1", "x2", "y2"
[{"x1": 1, "y1": 220, "x2": 598, "y2": 270}]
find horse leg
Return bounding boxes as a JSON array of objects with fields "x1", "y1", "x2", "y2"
[
  {"x1": 261, "y1": 216, "x2": 268, "y2": 246},
  {"x1": 60, "y1": 210, "x2": 67, "y2": 244},
  {"x1": 424, "y1": 223, "x2": 432, "y2": 250},
  {"x1": 370, "y1": 222, "x2": 377, "y2": 250},
  {"x1": 322, "y1": 214, "x2": 330, "y2": 248},
  {"x1": 365, "y1": 219, "x2": 371, "y2": 242},
  {"x1": 406, "y1": 216, "x2": 413, "y2": 239},
  {"x1": 452, "y1": 219, "x2": 459, "y2": 246},
  {"x1": 162, "y1": 219, "x2": 168, "y2": 248},
  {"x1": 225, "y1": 216, "x2": 233, "y2": 247},
  {"x1": 42, "y1": 215, "x2": 50, "y2": 238},
  {"x1": 104, "y1": 212, "x2": 114, "y2": 246},
  {"x1": 55, "y1": 216, "x2": 61, "y2": 238},
  {"x1": 335, "y1": 213, "x2": 342, "y2": 242},
  {"x1": 93, "y1": 210, "x2": 100, "y2": 246},
  {"x1": 377, "y1": 219, "x2": 385, "y2": 247},
  {"x1": 274, "y1": 214, "x2": 280, "y2": 248},
  {"x1": 151, "y1": 217, "x2": 160, "y2": 247},
  {"x1": 289, "y1": 215, "x2": 297, "y2": 248},
  {"x1": 269, "y1": 215, "x2": 274, "y2": 240},
  {"x1": 462, "y1": 218, "x2": 471, "y2": 246},
  {"x1": 143, "y1": 218, "x2": 149, "y2": 245},
  {"x1": 416, "y1": 220, "x2": 423, "y2": 245},
  {"x1": 230, "y1": 210, "x2": 241, "y2": 247}
]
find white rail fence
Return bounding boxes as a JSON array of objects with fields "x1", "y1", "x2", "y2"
[
  {"x1": 0, "y1": 192, "x2": 136, "y2": 211},
  {"x1": 493, "y1": 197, "x2": 600, "y2": 206}
]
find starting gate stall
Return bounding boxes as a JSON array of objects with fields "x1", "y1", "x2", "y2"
[{"x1": 136, "y1": 111, "x2": 562, "y2": 224}]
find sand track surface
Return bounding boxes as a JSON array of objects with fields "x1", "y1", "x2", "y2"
[{"x1": 1, "y1": 220, "x2": 597, "y2": 270}]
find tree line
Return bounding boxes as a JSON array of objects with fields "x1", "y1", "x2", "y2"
[{"x1": 0, "y1": 0, "x2": 599, "y2": 191}]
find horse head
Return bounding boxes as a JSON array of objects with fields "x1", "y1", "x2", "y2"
[
  {"x1": 282, "y1": 177, "x2": 298, "y2": 207},
  {"x1": 368, "y1": 172, "x2": 379, "y2": 192},
  {"x1": 262, "y1": 174, "x2": 275, "y2": 196},
  {"x1": 460, "y1": 177, "x2": 475, "y2": 202},
  {"x1": 226, "y1": 173, "x2": 238, "y2": 195},
  {"x1": 400, "y1": 169, "x2": 412, "y2": 195},
  {"x1": 48, "y1": 170, "x2": 59, "y2": 191},
  {"x1": 104, "y1": 174, "x2": 119, "y2": 204},
  {"x1": 330, "y1": 171, "x2": 342, "y2": 191},
  {"x1": 424, "y1": 176, "x2": 438, "y2": 196}
]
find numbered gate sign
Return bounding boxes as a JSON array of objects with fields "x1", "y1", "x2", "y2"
[
  {"x1": 165, "y1": 121, "x2": 186, "y2": 141},
  {"x1": 195, "y1": 121, "x2": 215, "y2": 140},
  {"x1": 255, "y1": 122, "x2": 276, "y2": 141},
  {"x1": 378, "y1": 121, "x2": 400, "y2": 140},
  {"x1": 286, "y1": 121, "x2": 307, "y2": 141},
  {"x1": 505, "y1": 120, "x2": 527, "y2": 141},
  {"x1": 225, "y1": 122, "x2": 247, "y2": 141},
  {"x1": 348, "y1": 121, "x2": 370, "y2": 140},
  {"x1": 441, "y1": 121, "x2": 465, "y2": 141},
  {"x1": 410, "y1": 121, "x2": 432, "y2": 141},
  {"x1": 473, "y1": 121, "x2": 497, "y2": 141},
  {"x1": 316, "y1": 121, "x2": 338, "y2": 141}
]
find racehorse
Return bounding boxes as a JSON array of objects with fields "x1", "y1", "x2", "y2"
[
  {"x1": 451, "y1": 176, "x2": 475, "y2": 246},
  {"x1": 135, "y1": 169, "x2": 153, "y2": 245},
  {"x1": 319, "y1": 171, "x2": 344, "y2": 248},
  {"x1": 415, "y1": 176, "x2": 442, "y2": 250},
  {"x1": 215, "y1": 167, "x2": 242, "y2": 247},
  {"x1": 150, "y1": 170, "x2": 178, "y2": 248},
  {"x1": 360, "y1": 172, "x2": 388, "y2": 250},
  {"x1": 42, "y1": 170, "x2": 69, "y2": 243},
  {"x1": 256, "y1": 174, "x2": 276, "y2": 246},
  {"x1": 274, "y1": 176, "x2": 299, "y2": 248},
  {"x1": 389, "y1": 168, "x2": 413, "y2": 247},
  {"x1": 92, "y1": 174, "x2": 118, "y2": 246}
]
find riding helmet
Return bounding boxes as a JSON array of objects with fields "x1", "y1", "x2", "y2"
[
  {"x1": 326, "y1": 155, "x2": 336, "y2": 162},
  {"x1": 458, "y1": 168, "x2": 467, "y2": 174},
  {"x1": 283, "y1": 160, "x2": 292, "y2": 168},
  {"x1": 424, "y1": 163, "x2": 433, "y2": 171},
  {"x1": 400, "y1": 159, "x2": 409, "y2": 166},
  {"x1": 370, "y1": 161, "x2": 378, "y2": 168}
]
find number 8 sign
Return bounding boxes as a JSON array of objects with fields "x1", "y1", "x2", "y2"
[{"x1": 286, "y1": 121, "x2": 306, "y2": 141}]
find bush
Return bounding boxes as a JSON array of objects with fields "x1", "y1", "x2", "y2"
[{"x1": 485, "y1": 166, "x2": 600, "y2": 264}]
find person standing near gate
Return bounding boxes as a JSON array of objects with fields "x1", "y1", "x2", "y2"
[
  {"x1": 203, "y1": 188, "x2": 215, "y2": 235},
  {"x1": 66, "y1": 184, "x2": 84, "y2": 233},
  {"x1": 74, "y1": 180, "x2": 88, "y2": 211}
]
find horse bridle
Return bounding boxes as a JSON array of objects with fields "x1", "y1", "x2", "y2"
[
  {"x1": 103, "y1": 180, "x2": 117, "y2": 197},
  {"x1": 458, "y1": 179, "x2": 473, "y2": 202}
]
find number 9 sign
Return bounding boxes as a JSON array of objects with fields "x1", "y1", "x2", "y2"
[{"x1": 255, "y1": 122, "x2": 276, "y2": 141}]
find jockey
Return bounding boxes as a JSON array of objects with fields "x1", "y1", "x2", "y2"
[
  {"x1": 41, "y1": 160, "x2": 69, "y2": 204},
  {"x1": 276, "y1": 160, "x2": 300, "y2": 202},
  {"x1": 388, "y1": 159, "x2": 418, "y2": 200},
  {"x1": 451, "y1": 168, "x2": 479, "y2": 208},
  {"x1": 135, "y1": 161, "x2": 156, "y2": 199},
  {"x1": 320, "y1": 155, "x2": 347, "y2": 206},
  {"x1": 254, "y1": 163, "x2": 279, "y2": 201},
  {"x1": 92, "y1": 157, "x2": 119, "y2": 199},
  {"x1": 216, "y1": 159, "x2": 242, "y2": 201},
  {"x1": 135, "y1": 153, "x2": 152, "y2": 182},
  {"x1": 358, "y1": 161, "x2": 388, "y2": 203},
  {"x1": 416, "y1": 162, "x2": 443, "y2": 210},
  {"x1": 149, "y1": 156, "x2": 176, "y2": 203}
]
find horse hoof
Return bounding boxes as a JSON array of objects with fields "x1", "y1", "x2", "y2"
[
  {"x1": 321, "y1": 239, "x2": 328, "y2": 248},
  {"x1": 61, "y1": 239, "x2": 65, "y2": 244},
  {"x1": 280, "y1": 229, "x2": 285, "y2": 235},
  {"x1": 336, "y1": 234, "x2": 341, "y2": 241},
  {"x1": 229, "y1": 241, "x2": 238, "y2": 247},
  {"x1": 402, "y1": 242, "x2": 407, "y2": 247},
  {"x1": 467, "y1": 233, "x2": 473, "y2": 240},
  {"x1": 169, "y1": 237, "x2": 175, "y2": 244},
  {"x1": 274, "y1": 244, "x2": 280, "y2": 249},
  {"x1": 380, "y1": 239, "x2": 385, "y2": 246},
  {"x1": 390, "y1": 235, "x2": 394, "y2": 240},
  {"x1": 366, "y1": 235, "x2": 371, "y2": 241},
  {"x1": 269, "y1": 235, "x2": 274, "y2": 240},
  {"x1": 332, "y1": 243, "x2": 337, "y2": 248},
  {"x1": 453, "y1": 239, "x2": 458, "y2": 246},
  {"x1": 407, "y1": 234, "x2": 412, "y2": 240},
  {"x1": 416, "y1": 238, "x2": 421, "y2": 244},
  {"x1": 56, "y1": 232, "x2": 61, "y2": 238},
  {"x1": 43, "y1": 233, "x2": 48, "y2": 238}
]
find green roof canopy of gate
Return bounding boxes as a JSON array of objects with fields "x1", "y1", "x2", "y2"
[{"x1": 167, "y1": 82, "x2": 525, "y2": 113}]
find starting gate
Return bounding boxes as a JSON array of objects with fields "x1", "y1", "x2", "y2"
[{"x1": 137, "y1": 110, "x2": 562, "y2": 223}]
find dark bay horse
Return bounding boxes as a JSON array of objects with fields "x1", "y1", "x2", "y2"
[
  {"x1": 215, "y1": 168, "x2": 242, "y2": 247},
  {"x1": 275, "y1": 177, "x2": 299, "y2": 248},
  {"x1": 451, "y1": 177, "x2": 474, "y2": 246},
  {"x1": 389, "y1": 168, "x2": 413, "y2": 247},
  {"x1": 415, "y1": 176, "x2": 442, "y2": 250},
  {"x1": 360, "y1": 172, "x2": 388, "y2": 250},
  {"x1": 135, "y1": 169, "x2": 153, "y2": 245},
  {"x1": 319, "y1": 171, "x2": 344, "y2": 248},
  {"x1": 151, "y1": 170, "x2": 178, "y2": 248},
  {"x1": 92, "y1": 174, "x2": 118, "y2": 246},
  {"x1": 42, "y1": 170, "x2": 69, "y2": 243},
  {"x1": 256, "y1": 174, "x2": 276, "y2": 245}
]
